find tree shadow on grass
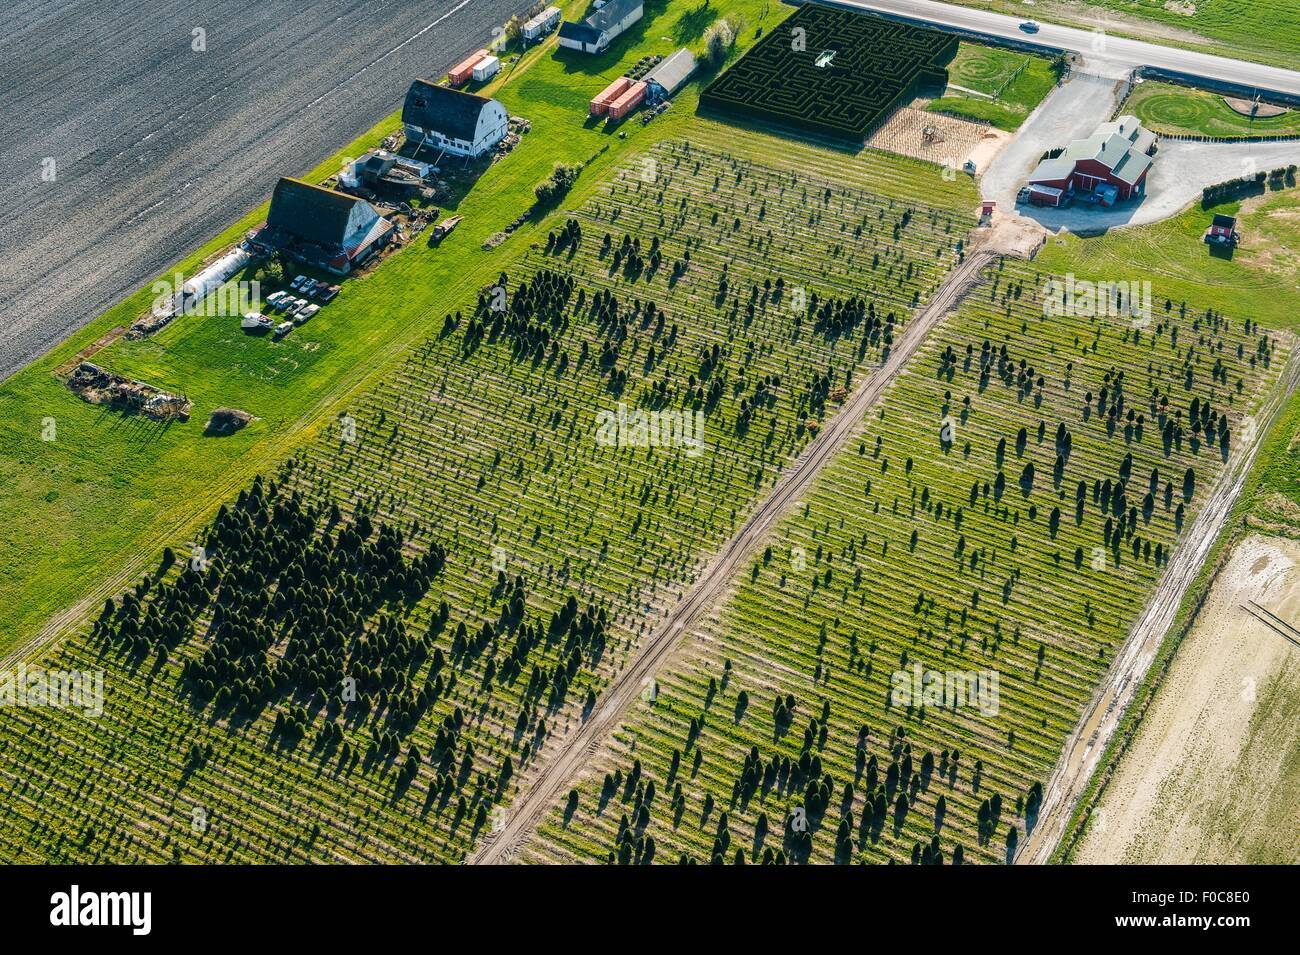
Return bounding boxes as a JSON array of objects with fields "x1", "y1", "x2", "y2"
[
  {"x1": 674, "y1": 1, "x2": 718, "y2": 44},
  {"x1": 550, "y1": 1, "x2": 677, "y2": 80}
]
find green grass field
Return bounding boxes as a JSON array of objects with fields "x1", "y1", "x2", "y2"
[
  {"x1": 927, "y1": 43, "x2": 1057, "y2": 131},
  {"x1": 524, "y1": 255, "x2": 1288, "y2": 864},
  {"x1": 1035, "y1": 188, "x2": 1300, "y2": 331},
  {"x1": 1125, "y1": 80, "x2": 1300, "y2": 138},
  {"x1": 0, "y1": 0, "x2": 863, "y2": 655},
  {"x1": 4, "y1": 0, "x2": 1300, "y2": 867}
]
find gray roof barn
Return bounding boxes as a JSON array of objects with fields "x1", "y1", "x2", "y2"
[
  {"x1": 403, "y1": 79, "x2": 496, "y2": 143},
  {"x1": 588, "y1": 0, "x2": 642, "y2": 33},
  {"x1": 267, "y1": 178, "x2": 368, "y2": 249},
  {"x1": 645, "y1": 48, "x2": 696, "y2": 97},
  {"x1": 262, "y1": 177, "x2": 394, "y2": 273},
  {"x1": 559, "y1": 0, "x2": 643, "y2": 52}
]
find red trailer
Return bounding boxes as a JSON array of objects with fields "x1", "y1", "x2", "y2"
[
  {"x1": 606, "y1": 81, "x2": 646, "y2": 123},
  {"x1": 448, "y1": 49, "x2": 488, "y2": 87},
  {"x1": 590, "y1": 76, "x2": 632, "y2": 117}
]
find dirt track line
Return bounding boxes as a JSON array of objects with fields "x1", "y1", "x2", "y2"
[
  {"x1": 471, "y1": 247, "x2": 998, "y2": 864},
  {"x1": 1018, "y1": 343, "x2": 1300, "y2": 865},
  {"x1": 1242, "y1": 602, "x2": 1300, "y2": 649}
]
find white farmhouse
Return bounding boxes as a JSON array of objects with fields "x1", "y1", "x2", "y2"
[
  {"x1": 557, "y1": 0, "x2": 643, "y2": 54},
  {"x1": 402, "y1": 79, "x2": 509, "y2": 159}
]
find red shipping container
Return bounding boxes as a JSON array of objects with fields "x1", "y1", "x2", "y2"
[
  {"x1": 590, "y1": 76, "x2": 632, "y2": 116},
  {"x1": 448, "y1": 49, "x2": 488, "y2": 87},
  {"x1": 606, "y1": 81, "x2": 646, "y2": 123}
]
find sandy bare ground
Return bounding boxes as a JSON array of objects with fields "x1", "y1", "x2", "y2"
[
  {"x1": 1018, "y1": 345, "x2": 1300, "y2": 864},
  {"x1": 868, "y1": 104, "x2": 1010, "y2": 172},
  {"x1": 472, "y1": 246, "x2": 1002, "y2": 864},
  {"x1": 1074, "y1": 534, "x2": 1300, "y2": 864}
]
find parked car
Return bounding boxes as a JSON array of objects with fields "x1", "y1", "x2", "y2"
[
  {"x1": 241, "y1": 312, "x2": 273, "y2": 333},
  {"x1": 290, "y1": 275, "x2": 311, "y2": 291},
  {"x1": 273, "y1": 321, "x2": 294, "y2": 339},
  {"x1": 294, "y1": 304, "x2": 319, "y2": 324},
  {"x1": 1020, "y1": 20, "x2": 1040, "y2": 33},
  {"x1": 284, "y1": 297, "x2": 309, "y2": 316},
  {"x1": 265, "y1": 290, "x2": 288, "y2": 309},
  {"x1": 318, "y1": 285, "x2": 340, "y2": 303}
]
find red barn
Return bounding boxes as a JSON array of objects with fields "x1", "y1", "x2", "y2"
[
  {"x1": 1204, "y1": 213, "x2": 1240, "y2": 246},
  {"x1": 1026, "y1": 116, "x2": 1156, "y2": 207}
]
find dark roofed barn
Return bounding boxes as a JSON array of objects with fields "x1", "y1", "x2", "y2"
[
  {"x1": 262, "y1": 177, "x2": 395, "y2": 274},
  {"x1": 402, "y1": 79, "x2": 509, "y2": 158}
]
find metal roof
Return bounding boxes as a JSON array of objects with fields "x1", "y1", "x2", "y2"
[
  {"x1": 402, "y1": 79, "x2": 496, "y2": 141},
  {"x1": 588, "y1": 0, "x2": 642, "y2": 32},
  {"x1": 645, "y1": 48, "x2": 696, "y2": 94},
  {"x1": 1027, "y1": 157, "x2": 1077, "y2": 183},
  {"x1": 524, "y1": 5, "x2": 561, "y2": 29},
  {"x1": 1062, "y1": 132, "x2": 1128, "y2": 168},
  {"x1": 267, "y1": 178, "x2": 369, "y2": 249},
  {"x1": 1108, "y1": 149, "x2": 1152, "y2": 186}
]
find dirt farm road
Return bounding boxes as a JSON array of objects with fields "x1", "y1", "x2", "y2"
[
  {"x1": 1017, "y1": 342, "x2": 1300, "y2": 864},
  {"x1": 0, "y1": 0, "x2": 528, "y2": 384},
  {"x1": 472, "y1": 246, "x2": 1000, "y2": 864}
]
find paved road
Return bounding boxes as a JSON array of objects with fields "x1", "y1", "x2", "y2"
[
  {"x1": 815, "y1": 0, "x2": 1300, "y2": 98},
  {"x1": 0, "y1": 0, "x2": 526, "y2": 384},
  {"x1": 473, "y1": 246, "x2": 1000, "y2": 864}
]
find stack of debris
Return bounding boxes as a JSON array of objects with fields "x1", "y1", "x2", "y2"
[
  {"x1": 66, "y1": 363, "x2": 191, "y2": 422},
  {"x1": 205, "y1": 407, "x2": 253, "y2": 436},
  {"x1": 483, "y1": 211, "x2": 532, "y2": 250}
]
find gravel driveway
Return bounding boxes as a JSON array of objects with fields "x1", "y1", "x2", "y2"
[
  {"x1": 979, "y1": 68, "x2": 1300, "y2": 233},
  {"x1": 1014, "y1": 138, "x2": 1300, "y2": 233},
  {"x1": 0, "y1": 0, "x2": 527, "y2": 383},
  {"x1": 979, "y1": 71, "x2": 1123, "y2": 211}
]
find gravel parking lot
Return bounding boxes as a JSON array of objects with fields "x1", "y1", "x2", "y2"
[{"x1": 0, "y1": 0, "x2": 527, "y2": 383}]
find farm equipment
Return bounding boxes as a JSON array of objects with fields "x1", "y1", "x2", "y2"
[{"x1": 432, "y1": 216, "x2": 464, "y2": 242}]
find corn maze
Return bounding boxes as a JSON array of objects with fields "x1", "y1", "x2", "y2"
[
  {"x1": 523, "y1": 259, "x2": 1290, "y2": 865},
  {"x1": 0, "y1": 134, "x2": 974, "y2": 863},
  {"x1": 700, "y1": 5, "x2": 959, "y2": 143}
]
